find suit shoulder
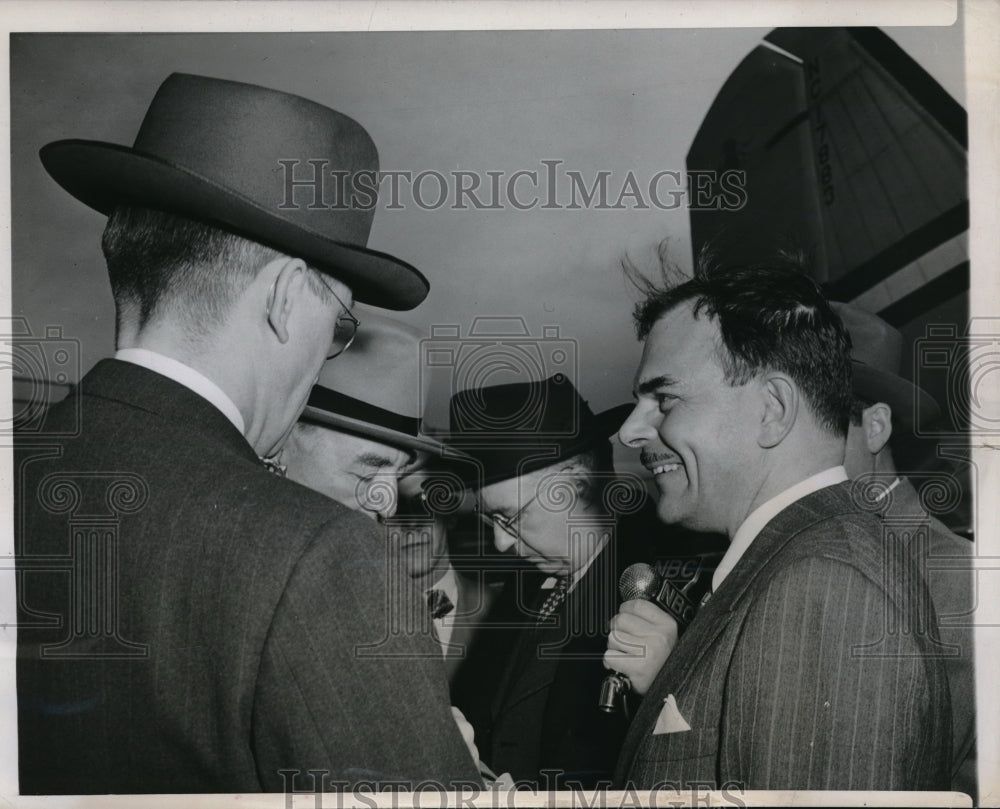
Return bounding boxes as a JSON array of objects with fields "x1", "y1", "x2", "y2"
[
  {"x1": 781, "y1": 505, "x2": 883, "y2": 565},
  {"x1": 209, "y1": 467, "x2": 383, "y2": 552}
]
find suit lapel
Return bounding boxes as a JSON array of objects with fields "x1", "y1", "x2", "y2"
[
  {"x1": 492, "y1": 581, "x2": 558, "y2": 717},
  {"x1": 493, "y1": 545, "x2": 615, "y2": 716}
]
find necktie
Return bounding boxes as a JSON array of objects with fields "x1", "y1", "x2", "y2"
[
  {"x1": 427, "y1": 588, "x2": 454, "y2": 620},
  {"x1": 259, "y1": 456, "x2": 287, "y2": 477},
  {"x1": 537, "y1": 577, "x2": 569, "y2": 622}
]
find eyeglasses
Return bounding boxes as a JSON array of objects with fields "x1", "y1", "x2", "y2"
[
  {"x1": 477, "y1": 491, "x2": 539, "y2": 544},
  {"x1": 313, "y1": 272, "x2": 360, "y2": 359}
]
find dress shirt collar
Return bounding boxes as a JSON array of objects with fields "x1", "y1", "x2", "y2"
[
  {"x1": 874, "y1": 476, "x2": 903, "y2": 502},
  {"x1": 427, "y1": 563, "x2": 459, "y2": 610},
  {"x1": 426, "y1": 563, "x2": 458, "y2": 651},
  {"x1": 712, "y1": 466, "x2": 848, "y2": 592},
  {"x1": 115, "y1": 348, "x2": 245, "y2": 436}
]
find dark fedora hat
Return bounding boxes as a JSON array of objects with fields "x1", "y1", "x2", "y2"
[
  {"x1": 442, "y1": 374, "x2": 632, "y2": 488},
  {"x1": 300, "y1": 315, "x2": 452, "y2": 455},
  {"x1": 40, "y1": 72, "x2": 427, "y2": 311},
  {"x1": 832, "y1": 301, "x2": 940, "y2": 427}
]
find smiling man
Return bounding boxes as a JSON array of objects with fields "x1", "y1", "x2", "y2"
[{"x1": 611, "y1": 256, "x2": 952, "y2": 792}]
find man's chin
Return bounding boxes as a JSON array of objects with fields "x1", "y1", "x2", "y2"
[
  {"x1": 529, "y1": 558, "x2": 568, "y2": 576},
  {"x1": 655, "y1": 497, "x2": 690, "y2": 528}
]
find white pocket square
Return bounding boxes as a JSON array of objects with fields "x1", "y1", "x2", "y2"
[{"x1": 653, "y1": 694, "x2": 691, "y2": 735}]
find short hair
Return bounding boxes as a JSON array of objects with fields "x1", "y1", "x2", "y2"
[
  {"x1": 630, "y1": 249, "x2": 853, "y2": 438},
  {"x1": 101, "y1": 205, "x2": 282, "y2": 334}
]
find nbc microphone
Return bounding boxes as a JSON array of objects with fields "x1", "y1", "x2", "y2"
[{"x1": 598, "y1": 562, "x2": 663, "y2": 715}]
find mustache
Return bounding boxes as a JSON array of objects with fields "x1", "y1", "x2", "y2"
[{"x1": 640, "y1": 449, "x2": 679, "y2": 466}]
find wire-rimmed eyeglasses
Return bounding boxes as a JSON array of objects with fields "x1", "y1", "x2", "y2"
[
  {"x1": 313, "y1": 271, "x2": 360, "y2": 359},
  {"x1": 477, "y1": 491, "x2": 540, "y2": 543}
]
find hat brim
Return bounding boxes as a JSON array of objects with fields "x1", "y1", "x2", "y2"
[
  {"x1": 852, "y1": 363, "x2": 941, "y2": 428},
  {"x1": 300, "y1": 406, "x2": 451, "y2": 456},
  {"x1": 443, "y1": 402, "x2": 635, "y2": 488},
  {"x1": 40, "y1": 140, "x2": 429, "y2": 311}
]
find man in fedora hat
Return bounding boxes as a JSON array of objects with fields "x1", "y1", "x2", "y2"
[
  {"x1": 613, "y1": 256, "x2": 950, "y2": 790},
  {"x1": 439, "y1": 373, "x2": 663, "y2": 789},
  {"x1": 16, "y1": 73, "x2": 478, "y2": 793},
  {"x1": 280, "y1": 315, "x2": 440, "y2": 522},
  {"x1": 278, "y1": 315, "x2": 499, "y2": 672},
  {"x1": 835, "y1": 302, "x2": 975, "y2": 797}
]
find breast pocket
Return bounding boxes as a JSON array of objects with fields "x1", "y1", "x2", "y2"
[{"x1": 629, "y1": 726, "x2": 719, "y2": 787}]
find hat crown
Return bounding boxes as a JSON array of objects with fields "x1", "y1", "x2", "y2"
[
  {"x1": 443, "y1": 375, "x2": 632, "y2": 487},
  {"x1": 831, "y1": 301, "x2": 940, "y2": 426},
  {"x1": 448, "y1": 374, "x2": 592, "y2": 438},
  {"x1": 132, "y1": 73, "x2": 376, "y2": 248},
  {"x1": 313, "y1": 315, "x2": 424, "y2": 419},
  {"x1": 300, "y1": 316, "x2": 451, "y2": 456},
  {"x1": 39, "y1": 72, "x2": 429, "y2": 309},
  {"x1": 834, "y1": 301, "x2": 904, "y2": 375}
]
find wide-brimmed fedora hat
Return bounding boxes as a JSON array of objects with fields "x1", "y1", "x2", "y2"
[
  {"x1": 300, "y1": 315, "x2": 449, "y2": 455},
  {"x1": 832, "y1": 302, "x2": 940, "y2": 427},
  {"x1": 40, "y1": 72, "x2": 427, "y2": 310},
  {"x1": 442, "y1": 374, "x2": 632, "y2": 487}
]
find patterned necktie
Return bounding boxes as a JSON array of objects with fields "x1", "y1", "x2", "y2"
[
  {"x1": 537, "y1": 577, "x2": 569, "y2": 622},
  {"x1": 427, "y1": 588, "x2": 454, "y2": 620}
]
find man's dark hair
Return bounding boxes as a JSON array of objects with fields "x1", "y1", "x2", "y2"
[
  {"x1": 629, "y1": 248, "x2": 853, "y2": 437},
  {"x1": 102, "y1": 205, "x2": 281, "y2": 334}
]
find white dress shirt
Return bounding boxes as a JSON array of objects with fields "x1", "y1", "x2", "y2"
[
  {"x1": 115, "y1": 348, "x2": 245, "y2": 435},
  {"x1": 712, "y1": 466, "x2": 849, "y2": 592}
]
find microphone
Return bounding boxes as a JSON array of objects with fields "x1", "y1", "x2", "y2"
[{"x1": 599, "y1": 562, "x2": 663, "y2": 715}]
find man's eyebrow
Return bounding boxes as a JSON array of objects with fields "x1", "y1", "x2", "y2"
[
  {"x1": 358, "y1": 452, "x2": 395, "y2": 469},
  {"x1": 635, "y1": 374, "x2": 678, "y2": 397}
]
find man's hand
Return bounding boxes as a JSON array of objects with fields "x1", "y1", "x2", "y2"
[{"x1": 604, "y1": 599, "x2": 679, "y2": 696}]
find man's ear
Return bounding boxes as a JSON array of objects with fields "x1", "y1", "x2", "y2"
[
  {"x1": 265, "y1": 257, "x2": 309, "y2": 344},
  {"x1": 862, "y1": 402, "x2": 893, "y2": 454},
  {"x1": 758, "y1": 373, "x2": 797, "y2": 449}
]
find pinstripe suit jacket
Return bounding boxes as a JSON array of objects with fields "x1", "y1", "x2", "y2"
[
  {"x1": 16, "y1": 359, "x2": 480, "y2": 794},
  {"x1": 615, "y1": 481, "x2": 951, "y2": 791},
  {"x1": 888, "y1": 478, "x2": 975, "y2": 795}
]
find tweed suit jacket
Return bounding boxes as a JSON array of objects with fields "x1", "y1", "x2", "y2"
[
  {"x1": 614, "y1": 481, "x2": 952, "y2": 791},
  {"x1": 16, "y1": 359, "x2": 480, "y2": 794}
]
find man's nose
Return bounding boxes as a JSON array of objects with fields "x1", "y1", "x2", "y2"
[
  {"x1": 618, "y1": 402, "x2": 657, "y2": 448},
  {"x1": 492, "y1": 523, "x2": 517, "y2": 553},
  {"x1": 363, "y1": 479, "x2": 398, "y2": 521}
]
